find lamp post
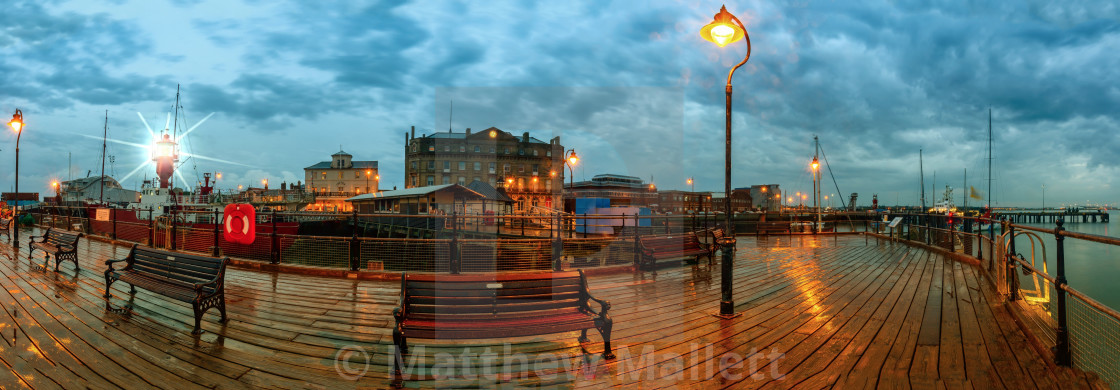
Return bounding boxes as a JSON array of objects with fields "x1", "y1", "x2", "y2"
[
  {"x1": 8, "y1": 110, "x2": 23, "y2": 248},
  {"x1": 375, "y1": 174, "x2": 380, "y2": 192},
  {"x1": 564, "y1": 149, "x2": 578, "y2": 238},
  {"x1": 761, "y1": 186, "x2": 768, "y2": 212},
  {"x1": 366, "y1": 169, "x2": 372, "y2": 193},
  {"x1": 812, "y1": 156, "x2": 820, "y2": 233},
  {"x1": 687, "y1": 177, "x2": 695, "y2": 213},
  {"x1": 700, "y1": 5, "x2": 751, "y2": 318}
]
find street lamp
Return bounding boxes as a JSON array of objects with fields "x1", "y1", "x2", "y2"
[
  {"x1": 564, "y1": 149, "x2": 578, "y2": 202},
  {"x1": 687, "y1": 177, "x2": 695, "y2": 213},
  {"x1": 262, "y1": 178, "x2": 268, "y2": 190},
  {"x1": 51, "y1": 181, "x2": 59, "y2": 203},
  {"x1": 366, "y1": 169, "x2": 372, "y2": 193},
  {"x1": 700, "y1": 4, "x2": 751, "y2": 318},
  {"x1": 812, "y1": 156, "x2": 820, "y2": 233},
  {"x1": 8, "y1": 109, "x2": 23, "y2": 248}
]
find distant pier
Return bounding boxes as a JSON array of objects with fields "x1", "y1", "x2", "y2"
[{"x1": 993, "y1": 210, "x2": 1110, "y2": 224}]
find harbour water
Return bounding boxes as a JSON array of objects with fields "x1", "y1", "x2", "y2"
[{"x1": 1014, "y1": 210, "x2": 1119, "y2": 311}]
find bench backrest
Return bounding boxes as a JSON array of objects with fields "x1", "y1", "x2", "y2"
[
  {"x1": 400, "y1": 271, "x2": 587, "y2": 320},
  {"x1": 0, "y1": 218, "x2": 9, "y2": 230},
  {"x1": 710, "y1": 229, "x2": 725, "y2": 240},
  {"x1": 128, "y1": 246, "x2": 226, "y2": 287},
  {"x1": 45, "y1": 229, "x2": 80, "y2": 247},
  {"x1": 640, "y1": 233, "x2": 702, "y2": 250}
]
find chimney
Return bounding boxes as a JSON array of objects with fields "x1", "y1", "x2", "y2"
[
  {"x1": 522, "y1": 132, "x2": 529, "y2": 143},
  {"x1": 466, "y1": 128, "x2": 471, "y2": 136},
  {"x1": 411, "y1": 126, "x2": 415, "y2": 139}
]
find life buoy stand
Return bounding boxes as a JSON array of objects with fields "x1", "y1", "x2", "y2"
[{"x1": 223, "y1": 204, "x2": 256, "y2": 245}]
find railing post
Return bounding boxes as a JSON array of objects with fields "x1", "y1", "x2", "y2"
[
  {"x1": 1053, "y1": 218, "x2": 1071, "y2": 366},
  {"x1": 949, "y1": 217, "x2": 955, "y2": 253},
  {"x1": 977, "y1": 217, "x2": 984, "y2": 261},
  {"x1": 111, "y1": 208, "x2": 117, "y2": 239},
  {"x1": 552, "y1": 234, "x2": 563, "y2": 271},
  {"x1": 270, "y1": 210, "x2": 279, "y2": 264},
  {"x1": 1007, "y1": 218, "x2": 1020, "y2": 301},
  {"x1": 212, "y1": 208, "x2": 221, "y2": 257},
  {"x1": 170, "y1": 209, "x2": 177, "y2": 251},
  {"x1": 449, "y1": 235, "x2": 461, "y2": 274},
  {"x1": 583, "y1": 213, "x2": 588, "y2": 238},
  {"x1": 350, "y1": 210, "x2": 360, "y2": 271},
  {"x1": 148, "y1": 207, "x2": 154, "y2": 246}
]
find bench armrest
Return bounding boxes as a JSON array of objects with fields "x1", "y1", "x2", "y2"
[
  {"x1": 586, "y1": 295, "x2": 611, "y2": 317},
  {"x1": 58, "y1": 244, "x2": 76, "y2": 252},
  {"x1": 194, "y1": 259, "x2": 228, "y2": 291},
  {"x1": 28, "y1": 235, "x2": 46, "y2": 243},
  {"x1": 105, "y1": 258, "x2": 129, "y2": 271}
]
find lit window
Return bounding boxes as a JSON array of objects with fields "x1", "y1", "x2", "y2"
[{"x1": 428, "y1": 145, "x2": 434, "y2": 152}]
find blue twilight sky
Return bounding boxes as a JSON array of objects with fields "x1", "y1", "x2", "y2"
[{"x1": 1, "y1": 0, "x2": 1118, "y2": 208}]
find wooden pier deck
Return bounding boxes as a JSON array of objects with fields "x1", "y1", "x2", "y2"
[{"x1": 0, "y1": 229, "x2": 1107, "y2": 389}]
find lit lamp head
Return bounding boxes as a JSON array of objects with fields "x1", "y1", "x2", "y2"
[
  {"x1": 153, "y1": 134, "x2": 177, "y2": 160},
  {"x1": 699, "y1": 6, "x2": 745, "y2": 48},
  {"x1": 366, "y1": 169, "x2": 371, "y2": 177},
  {"x1": 567, "y1": 150, "x2": 579, "y2": 166},
  {"x1": 8, "y1": 109, "x2": 23, "y2": 133},
  {"x1": 811, "y1": 157, "x2": 819, "y2": 171},
  {"x1": 687, "y1": 178, "x2": 693, "y2": 185}
]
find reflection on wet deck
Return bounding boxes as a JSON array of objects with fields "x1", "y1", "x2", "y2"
[{"x1": 0, "y1": 230, "x2": 1105, "y2": 388}]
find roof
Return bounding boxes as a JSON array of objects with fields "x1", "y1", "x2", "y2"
[
  {"x1": 420, "y1": 128, "x2": 550, "y2": 145},
  {"x1": 332, "y1": 150, "x2": 351, "y2": 156},
  {"x1": 465, "y1": 180, "x2": 514, "y2": 202},
  {"x1": 304, "y1": 161, "x2": 378, "y2": 170},
  {"x1": 345, "y1": 184, "x2": 484, "y2": 202}
]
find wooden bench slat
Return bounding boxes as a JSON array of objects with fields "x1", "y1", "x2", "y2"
[
  {"x1": 404, "y1": 277, "x2": 581, "y2": 291},
  {"x1": 406, "y1": 284, "x2": 582, "y2": 299}
]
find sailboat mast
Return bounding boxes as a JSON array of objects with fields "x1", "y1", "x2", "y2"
[
  {"x1": 987, "y1": 108, "x2": 992, "y2": 209},
  {"x1": 920, "y1": 149, "x2": 925, "y2": 210},
  {"x1": 963, "y1": 168, "x2": 967, "y2": 210},
  {"x1": 100, "y1": 110, "x2": 108, "y2": 204}
]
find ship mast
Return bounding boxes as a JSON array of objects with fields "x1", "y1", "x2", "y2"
[
  {"x1": 987, "y1": 108, "x2": 992, "y2": 209},
  {"x1": 100, "y1": 110, "x2": 108, "y2": 204},
  {"x1": 919, "y1": 149, "x2": 925, "y2": 211}
]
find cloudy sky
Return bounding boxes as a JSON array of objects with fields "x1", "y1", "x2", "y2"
[{"x1": 1, "y1": 0, "x2": 1118, "y2": 208}]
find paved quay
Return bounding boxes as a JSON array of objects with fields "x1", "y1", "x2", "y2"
[{"x1": 0, "y1": 228, "x2": 1105, "y2": 389}]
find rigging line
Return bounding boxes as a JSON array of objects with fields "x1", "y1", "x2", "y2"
[{"x1": 816, "y1": 142, "x2": 846, "y2": 211}]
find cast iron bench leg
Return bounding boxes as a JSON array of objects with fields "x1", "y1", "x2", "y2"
[{"x1": 596, "y1": 316, "x2": 615, "y2": 359}]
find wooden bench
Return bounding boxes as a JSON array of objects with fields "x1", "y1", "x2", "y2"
[
  {"x1": 392, "y1": 270, "x2": 615, "y2": 380},
  {"x1": 637, "y1": 233, "x2": 711, "y2": 270},
  {"x1": 706, "y1": 228, "x2": 726, "y2": 260},
  {"x1": 104, "y1": 245, "x2": 229, "y2": 335},
  {"x1": 0, "y1": 217, "x2": 10, "y2": 240},
  {"x1": 757, "y1": 221, "x2": 792, "y2": 235},
  {"x1": 28, "y1": 228, "x2": 82, "y2": 273}
]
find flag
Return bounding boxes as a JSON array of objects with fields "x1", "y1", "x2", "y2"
[{"x1": 970, "y1": 186, "x2": 984, "y2": 200}]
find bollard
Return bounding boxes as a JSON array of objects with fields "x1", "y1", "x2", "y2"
[{"x1": 1053, "y1": 218, "x2": 1071, "y2": 366}]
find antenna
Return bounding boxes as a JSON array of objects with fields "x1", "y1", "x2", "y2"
[{"x1": 449, "y1": 99, "x2": 453, "y2": 133}]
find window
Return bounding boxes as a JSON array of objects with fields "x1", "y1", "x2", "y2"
[
  {"x1": 321, "y1": 172, "x2": 327, "y2": 179},
  {"x1": 442, "y1": 176, "x2": 451, "y2": 184},
  {"x1": 473, "y1": 162, "x2": 481, "y2": 171},
  {"x1": 411, "y1": 144, "x2": 417, "y2": 152},
  {"x1": 444, "y1": 145, "x2": 450, "y2": 152},
  {"x1": 473, "y1": 177, "x2": 480, "y2": 183},
  {"x1": 504, "y1": 147, "x2": 510, "y2": 154},
  {"x1": 443, "y1": 161, "x2": 450, "y2": 171},
  {"x1": 459, "y1": 145, "x2": 465, "y2": 152},
  {"x1": 428, "y1": 145, "x2": 434, "y2": 152},
  {"x1": 503, "y1": 163, "x2": 510, "y2": 173},
  {"x1": 489, "y1": 178, "x2": 497, "y2": 187},
  {"x1": 489, "y1": 147, "x2": 495, "y2": 153},
  {"x1": 488, "y1": 162, "x2": 495, "y2": 173},
  {"x1": 354, "y1": 171, "x2": 360, "y2": 178},
  {"x1": 412, "y1": 177, "x2": 418, "y2": 187},
  {"x1": 518, "y1": 148, "x2": 524, "y2": 155},
  {"x1": 427, "y1": 161, "x2": 435, "y2": 169},
  {"x1": 458, "y1": 161, "x2": 466, "y2": 171},
  {"x1": 338, "y1": 172, "x2": 343, "y2": 179},
  {"x1": 474, "y1": 146, "x2": 481, "y2": 153},
  {"x1": 532, "y1": 164, "x2": 539, "y2": 175},
  {"x1": 410, "y1": 161, "x2": 417, "y2": 170},
  {"x1": 518, "y1": 165, "x2": 525, "y2": 173},
  {"x1": 426, "y1": 176, "x2": 434, "y2": 186},
  {"x1": 546, "y1": 150, "x2": 552, "y2": 157},
  {"x1": 458, "y1": 177, "x2": 466, "y2": 185},
  {"x1": 533, "y1": 149, "x2": 538, "y2": 156}
]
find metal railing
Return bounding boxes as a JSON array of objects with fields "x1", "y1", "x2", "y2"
[{"x1": 880, "y1": 213, "x2": 1120, "y2": 385}]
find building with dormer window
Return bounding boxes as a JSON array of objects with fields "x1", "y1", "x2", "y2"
[{"x1": 303, "y1": 150, "x2": 379, "y2": 212}]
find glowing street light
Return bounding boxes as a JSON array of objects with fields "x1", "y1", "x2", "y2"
[
  {"x1": 8, "y1": 109, "x2": 24, "y2": 248},
  {"x1": 365, "y1": 169, "x2": 373, "y2": 193},
  {"x1": 700, "y1": 4, "x2": 752, "y2": 318},
  {"x1": 262, "y1": 178, "x2": 268, "y2": 190}
]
